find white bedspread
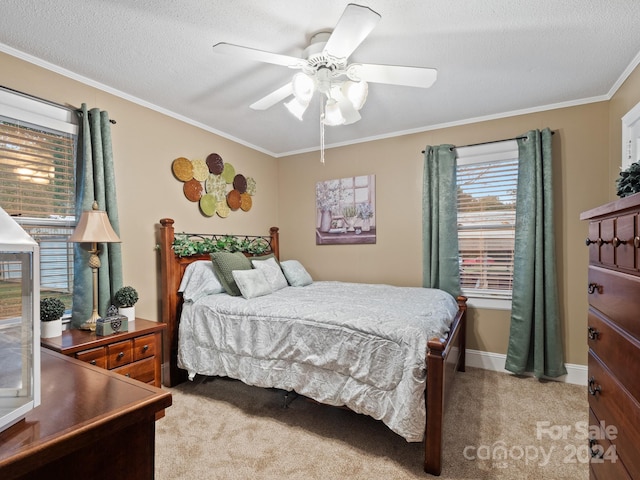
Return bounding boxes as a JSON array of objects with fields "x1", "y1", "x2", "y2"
[{"x1": 177, "y1": 281, "x2": 458, "y2": 442}]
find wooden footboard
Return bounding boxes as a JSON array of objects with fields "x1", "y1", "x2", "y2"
[
  {"x1": 156, "y1": 217, "x2": 466, "y2": 475},
  {"x1": 425, "y1": 295, "x2": 467, "y2": 475}
]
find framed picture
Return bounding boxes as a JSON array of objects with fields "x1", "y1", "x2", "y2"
[{"x1": 315, "y1": 175, "x2": 376, "y2": 245}]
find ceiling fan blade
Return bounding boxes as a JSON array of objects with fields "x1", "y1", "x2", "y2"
[
  {"x1": 349, "y1": 63, "x2": 438, "y2": 88},
  {"x1": 213, "y1": 42, "x2": 305, "y2": 69},
  {"x1": 250, "y1": 83, "x2": 294, "y2": 110},
  {"x1": 323, "y1": 4, "x2": 381, "y2": 60}
]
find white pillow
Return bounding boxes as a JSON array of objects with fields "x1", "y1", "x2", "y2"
[
  {"x1": 178, "y1": 260, "x2": 225, "y2": 301},
  {"x1": 232, "y1": 269, "x2": 272, "y2": 299},
  {"x1": 280, "y1": 260, "x2": 313, "y2": 287},
  {"x1": 251, "y1": 257, "x2": 288, "y2": 292}
]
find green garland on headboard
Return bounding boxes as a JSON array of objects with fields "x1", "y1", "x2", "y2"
[{"x1": 171, "y1": 233, "x2": 270, "y2": 257}]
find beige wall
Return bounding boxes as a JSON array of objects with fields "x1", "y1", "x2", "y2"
[
  {"x1": 278, "y1": 103, "x2": 611, "y2": 366},
  {"x1": 4, "y1": 48, "x2": 640, "y2": 368},
  {"x1": 0, "y1": 51, "x2": 279, "y2": 323}
]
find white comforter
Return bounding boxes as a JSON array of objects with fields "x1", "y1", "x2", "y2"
[{"x1": 177, "y1": 281, "x2": 458, "y2": 442}]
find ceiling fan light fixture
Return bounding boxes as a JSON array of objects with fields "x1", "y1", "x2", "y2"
[
  {"x1": 284, "y1": 97, "x2": 309, "y2": 121},
  {"x1": 323, "y1": 98, "x2": 346, "y2": 126},
  {"x1": 291, "y1": 72, "x2": 315, "y2": 103},
  {"x1": 341, "y1": 80, "x2": 368, "y2": 111}
]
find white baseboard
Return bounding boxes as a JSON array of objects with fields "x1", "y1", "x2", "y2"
[{"x1": 465, "y1": 349, "x2": 587, "y2": 386}]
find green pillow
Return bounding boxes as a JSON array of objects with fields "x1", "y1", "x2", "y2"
[{"x1": 210, "y1": 251, "x2": 252, "y2": 296}]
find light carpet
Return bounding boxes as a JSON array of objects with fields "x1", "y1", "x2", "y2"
[{"x1": 155, "y1": 367, "x2": 588, "y2": 479}]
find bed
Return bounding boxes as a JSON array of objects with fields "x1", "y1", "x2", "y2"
[{"x1": 157, "y1": 218, "x2": 467, "y2": 475}]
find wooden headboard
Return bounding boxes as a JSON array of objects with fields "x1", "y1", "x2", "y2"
[{"x1": 157, "y1": 218, "x2": 280, "y2": 386}]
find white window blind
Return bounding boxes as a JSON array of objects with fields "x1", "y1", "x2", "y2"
[
  {"x1": 456, "y1": 141, "x2": 518, "y2": 301},
  {"x1": 0, "y1": 88, "x2": 78, "y2": 318}
]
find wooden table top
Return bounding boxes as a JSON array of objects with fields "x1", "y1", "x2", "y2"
[{"x1": 0, "y1": 348, "x2": 172, "y2": 470}]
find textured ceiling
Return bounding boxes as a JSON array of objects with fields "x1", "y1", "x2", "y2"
[{"x1": 1, "y1": 1, "x2": 640, "y2": 157}]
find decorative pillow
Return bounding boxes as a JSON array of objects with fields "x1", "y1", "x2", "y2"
[
  {"x1": 249, "y1": 252, "x2": 278, "y2": 264},
  {"x1": 210, "y1": 251, "x2": 252, "y2": 296},
  {"x1": 251, "y1": 257, "x2": 288, "y2": 292},
  {"x1": 280, "y1": 260, "x2": 313, "y2": 287},
  {"x1": 178, "y1": 260, "x2": 225, "y2": 302},
  {"x1": 232, "y1": 269, "x2": 272, "y2": 299}
]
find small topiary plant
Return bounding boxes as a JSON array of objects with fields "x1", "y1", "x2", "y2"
[
  {"x1": 40, "y1": 297, "x2": 65, "y2": 322},
  {"x1": 113, "y1": 286, "x2": 139, "y2": 308}
]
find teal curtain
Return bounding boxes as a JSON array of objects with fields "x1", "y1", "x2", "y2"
[
  {"x1": 505, "y1": 128, "x2": 566, "y2": 378},
  {"x1": 422, "y1": 145, "x2": 461, "y2": 297},
  {"x1": 71, "y1": 104, "x2": 123, "y2": 327}
]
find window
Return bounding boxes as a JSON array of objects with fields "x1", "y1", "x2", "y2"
[
  {"x1": 456, "y1": 140, "x2": 518, "y2": 309},
  {"x1": 0, "y1": 88, "x2": 78, "y2": 321}
]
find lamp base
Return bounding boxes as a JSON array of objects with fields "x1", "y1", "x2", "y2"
[{"x1": 79, "y1": 310, "x2": 100, "y2": 331}]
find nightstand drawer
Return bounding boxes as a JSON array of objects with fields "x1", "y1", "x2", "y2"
[
  {"x1": 133, "y1": 334, "x2": 156, "y2": 361},
  {"x1": 113, "y1": 357, "x2": 155, "y2": 384},
  {"x1": 107, "y1": 339, "x2": 133, "y2": 369},
  {"x1": 75, "y1": 346, "x2": 106, "y2": 368}
]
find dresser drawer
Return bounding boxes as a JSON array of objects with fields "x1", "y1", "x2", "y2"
[
  {"x1": 107, "y1": 339, "x2": 133, "y2": 369},
  {"x1": 588, "y1": 309, "x2": 640, "y2": 403},
  {"x1": 75, "y1": 346, "x2": 106, "y2": 368},
  {"x1": 588, "y1": 352, "x2": 640, "y2": 480},
  {"x1": 113, "y1": 357, "x2": 155, "y2": 384},
  {"x1": 588, "y1": 266, "x2": 640, "y2": 341},
  {"x1": 133, "y1": 333, "x2": 156, "y2": 361},
  {"x1": 589, "y1": 409, "x2": 632, "y2": 480}
]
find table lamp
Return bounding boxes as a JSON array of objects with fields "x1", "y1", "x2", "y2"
[{"x1": 68, "y1": 201, "x2": 121, "y2": 330}]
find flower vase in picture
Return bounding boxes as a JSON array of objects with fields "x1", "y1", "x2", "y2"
[
  {"x1": 357, "y1": 203, "x2": 374, "y2": 232},
  {"x1": 319, "y1": 210, "x2": 332, "y2": 232}
]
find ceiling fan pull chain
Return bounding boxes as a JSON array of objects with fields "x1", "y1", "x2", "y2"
[{"x1": 320, "y1": 99, "x2": 326, "y2": 164}]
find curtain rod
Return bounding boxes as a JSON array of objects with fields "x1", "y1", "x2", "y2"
[
  {"x1": 1, "y1": 84, "x2": 116, "y2": 124},
  {"x1": 421, "y1": 131, "x2": 555, "y2": 154}
]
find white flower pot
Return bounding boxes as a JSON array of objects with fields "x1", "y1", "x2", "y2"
[
  {"x1": 118, "y1": 306, "x2": 136, "y2": 323},
  {"x1": 41, "y1": 319, "x2": 62, "y2": 338}
]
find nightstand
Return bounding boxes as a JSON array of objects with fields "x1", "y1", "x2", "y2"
[{"x1": 41, "y1": 318, "x2": 166, "y2": 387}]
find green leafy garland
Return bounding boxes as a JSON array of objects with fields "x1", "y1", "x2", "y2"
[{"x1": 172, "y1": 233, "x2": 270, "y2": 257}]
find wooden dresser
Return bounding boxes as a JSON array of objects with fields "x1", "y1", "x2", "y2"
[
  {"x1": 41, "y1": 318, "x2": 166, "y2": 387},
  {"x1": 0, "y1": 349, "x2": 172, "y2": 479},
  {"x1": 581, "y1": 193, "x2": 640, "y2": 480}
]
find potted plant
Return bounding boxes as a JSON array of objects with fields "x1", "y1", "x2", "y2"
[
  {"x1": 357, "y1": 203, "x2": 374, "y2": 231},
  {"x1": 114, "y1": 286, "x2": 139, "y2": 323},
  {"x1": 40, "y1": 297, "x2": 65, "y2": 338}
]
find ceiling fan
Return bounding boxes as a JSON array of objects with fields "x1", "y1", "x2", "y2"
[{"x1": 212, "y1": 3, "x2": 437, "y2": 126}]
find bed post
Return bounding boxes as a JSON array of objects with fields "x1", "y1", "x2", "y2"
[
  {"x1": 424, "y1": 295, "x2": 467, "y2": 475},
  {"x1": 269, "y1": 226, "x2": 280, "y2": 259},
  {"x1": 425, "y1": 338, "x2": 445, "y2": 475},
  {"x1": 158, "y1": 218, "x2": 187, "y2": 387}
]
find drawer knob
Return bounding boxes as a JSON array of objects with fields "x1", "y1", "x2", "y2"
[
  {"x1": 585, "y1": 238, "x2": 596, "y2": 246},
  {"x1": 588, "y1": 376, "x2": 602, "y2": 396},
  {"x1": 587, "y1": 283, "x2": 602, "y2": 294},
  {"x1": 142, "y1": 345, "x2": 149, "y2": 352},
  {"x1": 117, "y1": 351, "x2": 125, "y2": 359},
  {"x1": 635, "y1": 236, "x2": 640, "y2": 248},
  {"x1": 612, "y1": 236, "x2": 625, "y2": 247},
  {"x1": 90, "y1": 360, "x2": 97, "y2": 365},
  {"x1": 587, "y1": 327, "x2": 600, "y2": 340}
]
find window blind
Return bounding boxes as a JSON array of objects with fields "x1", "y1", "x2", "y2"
[
  {"x1": 456, "y1": 147, "x2": 518, "y2": 300},
  {"x1": 0, "y1": 89, "x2": 78, "y2": 315}
]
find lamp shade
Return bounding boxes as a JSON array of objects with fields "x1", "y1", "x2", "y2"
[
  {"x1": 284, "y1": 97, "x2": 309, "y2": 121},
  {"x1": 323, "y1": 99, "x2": 346, "y2": 126},
  {"x1": 291, "y1": 73, "x2": 315, "y2": 103},
  {"x1": 68, "y1": 209, "x2": 121, "y2": 243}
]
